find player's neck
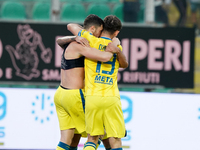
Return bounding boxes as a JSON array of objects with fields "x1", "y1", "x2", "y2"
[{"x1": 100, "y1": 33, "x2": 112, "y2": 39}]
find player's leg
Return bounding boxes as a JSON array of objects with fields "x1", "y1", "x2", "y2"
[
  {"x1": 100, "y1": 129, "x2": 120, "y2": 150},
  {"x1": 100, "y1": 130, "x2": 111, "y2": 150},
  {"x1": 54, "y1": 88, "x2": 82, "y2": 150},
  {"x1": 60, "y1": 129, "x2": 75, "y2": 144},
  {"x1": 70, "y1": 134, "x2": 81, "y2": 150},
  {"x1": 109, "y1": 137, "x2": 122, "y2": 150},
  {"x1": 56, "y1": 129, "x2": 75, "y2": 150},
  {"x1": 84, "y1": 96, "x2": 105, "y2": 150},
  {"x1": 103, "y1": 97, "x2": 125, "y2": 150},
  {"x1": 102, "y1": 138, "x2": 111, "y2": 150},
  {"x1": 84, "y1": 134, "x2": 99, "y2": 150},
  {"x1": 84, "y1": 136, "x2": 102, "y2": 150}
]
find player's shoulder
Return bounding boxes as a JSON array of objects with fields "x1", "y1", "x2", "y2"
[
  {"x1": 67, "y1": 41, "x2": 82, "y2": 51},
  {"x1": 79, "y1": 29, "x2": 91, "y2": 36},
  {"x1": 79, "y1": 29, "x2": 97, "y2": 39}
]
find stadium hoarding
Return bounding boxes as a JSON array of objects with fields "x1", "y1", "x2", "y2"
[
  {"x1": 0, "y1": 22, "x2": 195, "y2": 88},
  {"x1": 118, "y1": 27, "x2": 195, "y2": 88},
  {"x1": 0, "y1": 88, "x2": 200, "y2": 150}
]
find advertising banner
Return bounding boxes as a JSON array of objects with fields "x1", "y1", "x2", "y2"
[
  {"x1": 0, "y1": 23, "x2": 66, "y2": 84},
  {"x1": 0, "y1": 22, "x2": 195, "y2": 88},
  {"x1": 0, "y1": 88, "x2": 200, "y2": 150},
  {"x1": 118, "y1": 27, "x2": 195, "y2": 88}
]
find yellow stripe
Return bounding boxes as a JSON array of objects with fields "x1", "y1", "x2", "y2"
[{"x1": 122, "y1": 145, "x2": 130, "y2": 148}]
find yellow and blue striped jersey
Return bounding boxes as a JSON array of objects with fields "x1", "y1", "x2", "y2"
[{"x1": 78, "y1": 30, "x2": 122, "y2": 98}]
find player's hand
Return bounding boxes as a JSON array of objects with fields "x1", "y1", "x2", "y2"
[
  {"x1": 105, "y1": 42, "x2": 120, "y2": 53},
  {"x1": 75, "y1": 36, "x2": 90, "y2": 47},
  {"x1": 112, "y1": 37, "x2": 120, "y2": 46}
]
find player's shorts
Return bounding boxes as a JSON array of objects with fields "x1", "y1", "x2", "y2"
[
  {"x1": 85, "y1": 95, "x2": 126, "y2": 138},
  {"x1": 54, "y1": 85, "x2": 87, "y2": 137}
]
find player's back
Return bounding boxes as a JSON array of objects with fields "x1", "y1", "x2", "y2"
[
  {"x1": 60, "y1": 42, "x2": 85, "y2": 89},
  {"x1": 79, "y1": 30, "x2": 121, "y2": 97}
]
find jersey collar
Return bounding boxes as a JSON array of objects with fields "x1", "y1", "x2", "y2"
[{"x1": 100, "y1": 36, "x2": 111, "y2": 41}]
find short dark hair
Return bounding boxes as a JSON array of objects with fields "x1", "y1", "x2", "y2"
[
  {"x1": 103, "y1": 15, "x2": 122, "y2": 35},
  {"x1": 83, "y1": 14, "x2": 104, "y2": 29}
]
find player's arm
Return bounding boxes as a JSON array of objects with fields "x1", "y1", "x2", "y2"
[
  {"x1": 68, "y1": 24, "x2": 97, "y2": 44},
  {"x1": 116, "y1": 48, "x2": 129, "y2": 68},
  {"x1": 57, "y1": 36, "x2": 89, "y2": 49},
  {"x1": 57, "y1": 35, "x2": 113, "y2": 62},
  {"x1": 106, "y1": 42, "x2": 128, "y2": 68},
  {"x1": 67, "y1": 23, "x2": 82, "y2": 36},
  {"x1": 73, "y1": 43, "x2": 113, "y2": 62},
  {"x1": 56, "y1": 36, "x2": 76, "y2": 49},
  {"x1": 105, "y1": 37, "x2": 121, "y2": 53}
]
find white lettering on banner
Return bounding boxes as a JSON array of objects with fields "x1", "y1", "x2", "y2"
[
  {"x1": 5, "y1": 68, "x2": 12, "y2": 79},
  {"x1": 130, "y1": 39, "x2": 148, "y2": 70},
  {"x1": 182, "y1": 41, "x2": 190, "y2": 72},
  {"x1": 122, "y1": 39, "x2": 191, "y2": 72},
  {"x1": 148, "y1": 39, "x2": 164, "y2": 70},
  {"x1": 0, "y1": 68, "x2": 12, "y2": 79},
  {"x1": 123, "y1": 71, "x2": 160, "y2": 83},
  {"x1": 42, "y1": 69, "x2": 61, "y2": 80},
  {"x1": 165, "y1": 40, "x2": 182, "y2": 71}
]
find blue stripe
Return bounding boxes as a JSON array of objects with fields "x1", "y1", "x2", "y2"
[
  {"x1": 58, "y1": 141, "x2": 70, "y2": 150},
  {"x1": 78, "y1": 30, "x2": 93, "y2": 36},
  {"x1": 69, "y1": 146, "x2": 77, "y2": 150},
  {"x1": 78, "y1": 30, "x2": 82, "y2": 36},
  {"x1": 84, "y1": 142, "x2": 96, "y2": 149},
  {"x1": 112, "y1": 148, "x2": 122, "y2": 150},
  {"x1": 79, "y1": 89, "x2": 85, "y2": 113},
  {"x1": 101, "y1": 36, "x2": 111, "y2": 40},
  {"x1": 98, "y1": 138, "x2": 102, "y2": 145}
]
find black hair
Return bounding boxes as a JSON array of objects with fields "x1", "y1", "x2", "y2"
[
  {"x1": 103, "y1": 15, "x2": 122, "y2": 34},
  {"x1": 83, "y1": 14, "x2": 104, "y2": 29}
]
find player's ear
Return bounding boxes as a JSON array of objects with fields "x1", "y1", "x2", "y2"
[
  {"x1": 90, "y1": 26, "x2": 96, "y2": 34},
  {"x1": 114, "y1": 30, "x2": 119, "y2": 37}
]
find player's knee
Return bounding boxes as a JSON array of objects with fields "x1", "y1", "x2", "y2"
[{"x1": 108, "y1": 137, "x2": 122, "y2": 149}]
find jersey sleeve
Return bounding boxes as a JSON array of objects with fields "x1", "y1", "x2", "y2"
[
  {"x1": 78, "y1": 30, "x2": 98, "y2": 47},
  {"x1": 118, "y1": 44, "x2": 123, "y2": 51}
]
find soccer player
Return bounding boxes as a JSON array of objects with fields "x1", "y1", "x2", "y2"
[
  {"x1": 54, "y1": 14, "x2": 121, "y2": 150},
  {"x1": 67, "y1": 15, "x2": 128, "y2": 150}
]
